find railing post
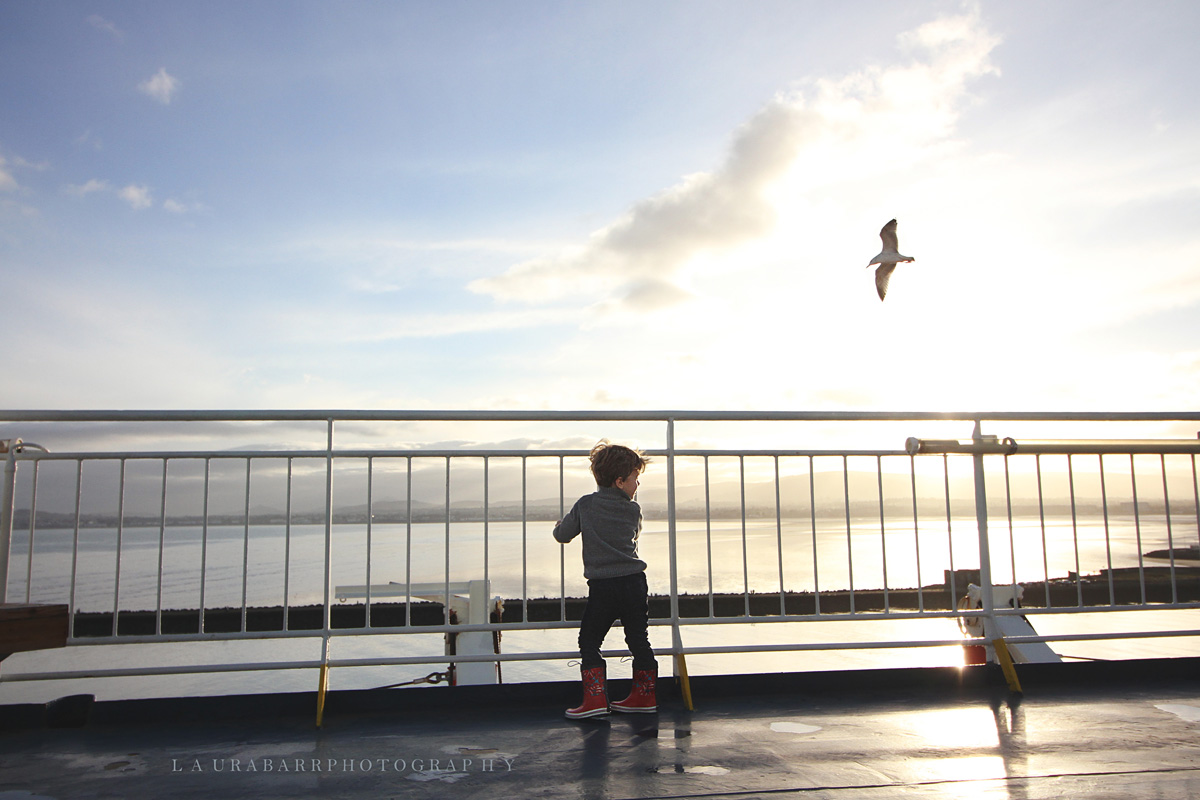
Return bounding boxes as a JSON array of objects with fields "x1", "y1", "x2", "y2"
[
  {"x1": 0, "y1": 439, "x2": 17, "y2": 604},
  {"x1": 667, "y1": 419, "x2": 679, "y2": 639},
  {"x1": 317, "y1": 418, "x2": 335, "y2": 727},
  {"x1": 323, "y1": 418, "x2": 335, "y2": 630},
  {"x1": 666, "y1": 418, "x2": 693, "y2": 709},
  {"x1": 971, "y1": 420, "x2": 997, "y2": 638},
  {"x1": 971, "y1": 421, "x2": 1021, "y2": 691}
]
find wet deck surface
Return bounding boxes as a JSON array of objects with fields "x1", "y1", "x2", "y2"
[{"x1": 3, "y1": 661, "x2": 1200, "y2": 799}]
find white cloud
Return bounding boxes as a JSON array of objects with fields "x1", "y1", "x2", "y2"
[
  {"x1": 0, "y1": 151, "x2": 50, "y2": 192},
  {"x1": 74, "y1": 130, "x2": 103, "y2": 151},
  {"x1": 275, "y1": 306, "x2": 578, "y2": 344},
  {"x1": 12, "y1": 155, "x2": 49, "y2": 172},
  {"x1": 119, "y1": 184, "x2": 153, "y2": 210},
  {"x1": 164, "y1": 196, "x2": 210, "y2": 214},
  {"x1": 67, "y1": 179, "x2": 110, "y2": 197},
  {"x1": 469, "y1": 100, "x2": 804, "y2": 309},
  {"x1": 68, "y1": 181, "x2": 204, "y2": 215},
  {"x1": 0, "y1": 157, "x2": 16, "y2": 192},
  {"x1": 469, "y1": 6, "x2": 1000, "y2": 314},
  {"x1": 139, "y1": 68, "x2": 180, "y2": 104},
  {"x1": 87, "y1": 14, "x2": 123, "y2": 41}
]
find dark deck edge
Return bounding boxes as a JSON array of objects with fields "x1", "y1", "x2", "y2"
[{"x1": 3, "y1": 656, "x2": 1198, "y2": 732}]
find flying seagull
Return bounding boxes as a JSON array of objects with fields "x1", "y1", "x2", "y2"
[{"x1": 866, "y1": 219, "x2": 915, "y2": 301}]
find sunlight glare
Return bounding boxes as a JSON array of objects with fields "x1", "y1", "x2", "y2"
[{"x1": 906, "y1": 707, "x2": 1000, "y2": 748}]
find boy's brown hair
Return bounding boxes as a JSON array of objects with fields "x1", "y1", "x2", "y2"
[{"x1": 589, "y1": 441, "x2": 649, "y2": 488}]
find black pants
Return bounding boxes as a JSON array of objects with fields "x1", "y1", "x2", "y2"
[{"x1": 578, "y1": 571, "x2": 657, "y2": 671}]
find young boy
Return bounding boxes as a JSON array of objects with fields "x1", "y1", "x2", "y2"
[{"x1": 554, "y1": 441, "x2": 658, "y2": 719}]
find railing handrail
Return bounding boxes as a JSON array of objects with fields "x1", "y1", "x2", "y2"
[
  {"x1": 11, "y1": 443, "x2": 1200, "y2": 462},
  {"x1": 3, "y1": 409, "x2": 1200, "y2": 423}
]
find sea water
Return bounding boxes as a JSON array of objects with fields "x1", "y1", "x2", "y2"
[
  {"x1": 8, "y1": 514, "x2": 1188, "y2": 611},
  {"x1": 2, "y1": 515, "x2": 1196, "y2": 703}
]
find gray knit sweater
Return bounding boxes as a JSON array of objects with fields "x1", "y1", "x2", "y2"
[{"x1": 553, "y1": 486, "x2": 646, "y2": 580}]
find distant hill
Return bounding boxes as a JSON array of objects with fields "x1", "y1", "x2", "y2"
[{"x1": 12, "y1": 469, "x2": 1192, "y2": 530}]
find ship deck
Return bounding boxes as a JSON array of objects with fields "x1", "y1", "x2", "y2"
[{"x1": 3, "y1": 659, "x2": 1200, "y2": 799}]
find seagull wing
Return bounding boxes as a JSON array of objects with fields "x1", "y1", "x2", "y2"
[
  {"x1": 875, "y1": 263, "x2": 896, "y2": 301},
  {"x1": 879, "y1": 219, "x2": 900, "y2": 252}
]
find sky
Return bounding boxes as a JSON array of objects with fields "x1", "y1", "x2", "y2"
[{"x1": 3, "y1": 0, "x2": 1200, "y2": 416}]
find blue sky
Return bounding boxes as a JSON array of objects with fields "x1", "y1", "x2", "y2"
[{"x1": 3, "y1": 1, "x2": 1199, "y2": 413}]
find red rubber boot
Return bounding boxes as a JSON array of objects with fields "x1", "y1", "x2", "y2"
[
  {"x1": 611, "y1": 668, "x2": 657, "y2": 713},
  {"x1": 565, "y1": 665, "x2": 609, "y2": 719}
]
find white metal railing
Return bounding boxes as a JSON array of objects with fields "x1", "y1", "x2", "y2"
[{"x1": 1, "y1": 410, "x2": 1199, "y2": 702}]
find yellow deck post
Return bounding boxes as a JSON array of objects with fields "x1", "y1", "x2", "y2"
[
  {"x1": 675, "y1": 652, "x2": 694, "y2": 711},
  {"x1": 315, "y1": 663, "x2": 330, "y2": 728},
  {"x1": 992, "y1": 637, "x2": 1023, "y2": 694},
  {"x1": 316, "y1": 636, "x2": 332, "y2": 728}
]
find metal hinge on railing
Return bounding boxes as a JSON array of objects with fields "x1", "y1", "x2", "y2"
[
  {"x1": 0, "y1": 439, "x2": 49, "y2": 455},
  {"x1": 907, "y1": 436, "x2": 1200, "y2": 455},
  {"x1": 905, "y1": 436, "x2": 1017, "y2": 455}
]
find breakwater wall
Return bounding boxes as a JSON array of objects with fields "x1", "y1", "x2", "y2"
[{"x1": 67, "y1": 567, "x2": 1199, "y2": 637}]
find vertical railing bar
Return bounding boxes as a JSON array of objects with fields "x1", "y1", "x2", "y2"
[
  {"x1": 480, "y1": 466, "x2": 494, "y2": 672},
  {"x1": 521, "y1": 455, "x2": 529, "y2": 624},
  {"x1": 666, "y1": 418, "x2": 683, "y2": 679},
  {"x1": 67, "y1": 460, "x2": 82, "y2": 639},
  {"x1": 1099, "y1": 454, "x2": 1116, "y2": 606},
  {"x1": 1035, "y1": 455, "x2": 1050, "y2": 607},
  {"x1": 155, "y1": 459, "x2": 168, "y2": 636},
  {"x1": 704, "y1": 455, "x2": 714, "y2": 618},
  {"x1": 809, "y1": 455, "x2": 820, "y2": 615},
  {"x1": 23, "y1": 460, "x2": 38, "y2": 603},
  {"x1": 321, "y1": 419, "x2": 335, "y2": 674},
  {"x1": 1161, "y1": 454, "x2": 1177, "y2": 605},
  {"x1": 943, "y1": 454, "x2": 956, "y2": 606},
  {"x1": 739, "y1": 455, "x2": 750, "y2": 617},
  {"x1": 1192, "y1": 454, "x2": 1200, "y2": 553},
  {"x1": 443, "y1": 456, "x2": 451, "y2": 624},
  {"x1": 775, "y1": 455, "x2": 785, "y2": 616},
  {"x1": 1004, "y1": 455, "x2": 1016, "y2": 586},
  {"x1": 1130, "y1": 454, "x2": 1147, "y2": 604},
  {"x1": 405, "y1": 456, "x2": 413, "y2": 628},
  {"x1": 1068, "y1": 455, "x2": 1083, "y2": 607},
  {"x1": 112, "y1": 458, "x2": 127, "y2": 637},
  {"x1": 910, "y1": 455, "x2": 924, "y2": 612},
  {"x1": 558, "y1": 455, "x2": 566, "y2": 622},
  {"x1": 240, "y1": 458, "x2": 252, "y2": 633},
  {"x1": 970, "y1": 420, "x2": 996, "y2": 643},
  {"x1": 283, "y1": 458, "x2": 293, "y2": 631},
  {"x1": 318, "y1": 419, "x2": 335, "y2": 718},
  {"x1": 484, "y1": 456, "x2": 491, "y2": 592},
  {"x1": 0, "y1": 445, "x2": 15, "y2": 605},
  {"x1": 876, "y1": 455, "x2": 888, "y2": 613},
  {"x1": 844, "y1": 455, "x2": 855, "y2": 615},
  {"x1": 199, "y1": 458, "x2": 210, "y2": 634},
  {"x1": 365, "y1": 456, "x2": 374, "y2": 628}
]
